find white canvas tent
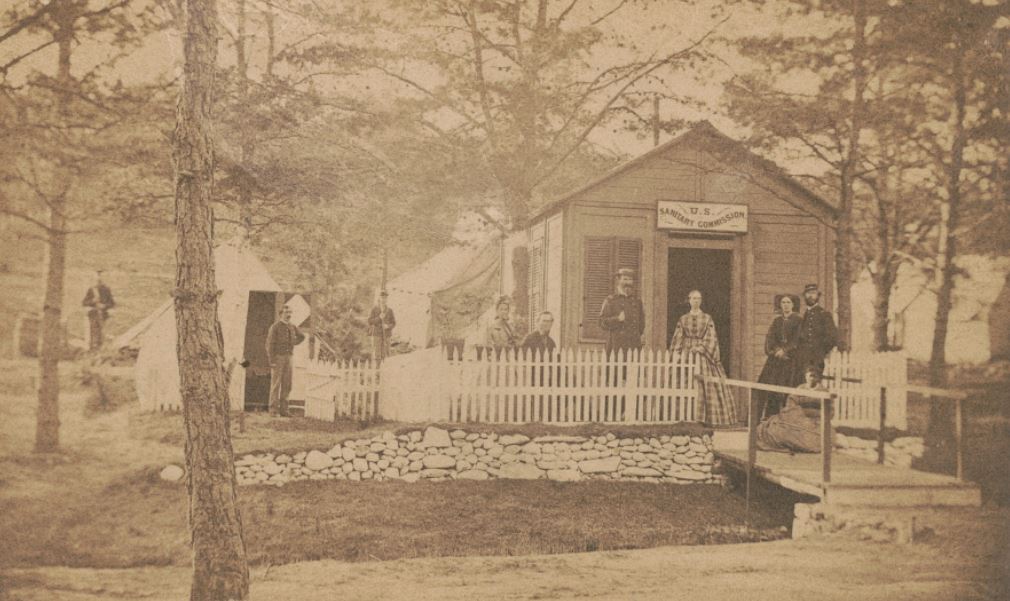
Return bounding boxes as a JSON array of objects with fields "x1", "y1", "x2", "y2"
[{"x1": 132, "y1": 241, "x2": 311, "y2": 411}]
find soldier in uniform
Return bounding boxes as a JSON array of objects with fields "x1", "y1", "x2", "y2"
[
  {"x1": 82, "y1": 269, "x2": 115, "y2": 351},
  {"x1": 599, "y1": 268, "x2": 645, "y2": 358},
  {"x1": 794, "y1": 283, "x2": 838, "y2": 383},
  {"x1": 266, "y1": 305, "x2": 305, "y2": 417}
]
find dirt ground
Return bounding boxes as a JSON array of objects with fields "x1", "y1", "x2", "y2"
[
  {"x1": 1, "y1": 357, "x2": 1008, "y2": 600},
  {"x1": 3, "y1": 526, "x2": 1008, "y2": 601}
]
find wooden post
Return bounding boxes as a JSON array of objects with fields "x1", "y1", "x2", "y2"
[
  {"x1": 822, "y1": 394, "x2": 834, "y2": 487},
  {"x1": 746, "y1": 388, "x2": 759, "y2": 522},
  {"x1": 877, "y1": 385, "x2": 887, "y2": 464},
  {"x1": 955, "y1": 397, "x2": 963, "y2": 481}
]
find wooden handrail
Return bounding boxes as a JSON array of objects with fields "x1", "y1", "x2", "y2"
[
  {"x1": 694, "y1": 374, "x2": 833, "y2": 399},
  {"x1": 696, "y1": 373, "x2": 837, "y2": 498}
]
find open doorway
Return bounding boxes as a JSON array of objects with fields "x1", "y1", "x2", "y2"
[
  {"x1": 244, "y1": 291, "x2": 283, "y2": 411},
  {"x1": 667, "y1": 248, "x2": 733, "y2": 374}
]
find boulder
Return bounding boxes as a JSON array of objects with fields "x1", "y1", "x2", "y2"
[
  {"x1": 384, "y1": 468, "x2": 400, "y2": 479},
  {"x1": 670, "y1": 435, "x2": 690, "y2": 446},
  {"x1": 263, "y1": 462, "x2": 284, "y2": 476},
  {"x1": 499, "y1": 463, "x2": 544, "y2": 479},
  {"x1": 421, "y1": 426, "x2": 452, "y2": 448},
  {"x1": 579, "y1": 456, "x2": 622, "y2": 473},
  {"x1": 457, "y1": 469, "x2": 490, "y2": 480},
  {"x1": 450, "y1": 429, "x2": 467, "y2": 439},
  {"x1": 669, "y1": 469, "x2": 707, "y2": 481},
  {"x1": 532, "y1": 435, "x2": 586, "y2": 444},
  {"x1": 547, "y1": 469, "x2": 582, "y2": 482},
  {"x1": 342, "y1": 462, "x2": 354, "y2": 474},
  {"x1": 499, "y1": 434, "x2": 530, "y2": 446},
  {"x1": 365, "y1": 452, "x2": 380, "y2": 462},
  {"x1": 305, "y1": 451, "x2": 334, "y2": 471},
  {"x1": 423, "y1": 455, "x2": 456, "y2": 469},
  {"x1": 420, "y1": 468, "x2": 451, "y2": 478},
  {"x1": 352, "y1": 458, "x2": 369, "y2": 472},
  {"x1": 275, "y1": 454, "x2": 292, "y2": 464},
  {"x1": 348, "y1": 471, "x2": 361, "y2": 481},
  {"x1": 159, "y1": 465, "x2": 184, "y2": 482},
  {"x1": 622, "y1": 467, "x2": 663, "y2": 477},
  {"x1": 402, "y1": 472, "x2": 420, "y2": 483}
]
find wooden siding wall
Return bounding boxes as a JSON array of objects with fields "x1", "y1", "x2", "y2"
[{"x1": 550, "y1": 141, "x2": 835, "y2": 381}]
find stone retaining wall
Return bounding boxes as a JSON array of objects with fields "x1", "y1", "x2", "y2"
[
  {"x1": 835, "y1": 434, "x2": 925, "y2": 468},
  {"x1": 235, "y1": 426, "x2": 720, "y2": 487}
]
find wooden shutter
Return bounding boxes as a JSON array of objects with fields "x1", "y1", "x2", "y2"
[
  {"x1": 582, "y1": 238, "x2": 615, "y2": 341},
  {"x1": 582, "y1": 237, "x2": 642, "y2": 341}
]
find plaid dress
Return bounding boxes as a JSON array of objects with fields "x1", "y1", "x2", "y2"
[{"x1": 670, "y1": 312, "x2": 739, "y2": 426}]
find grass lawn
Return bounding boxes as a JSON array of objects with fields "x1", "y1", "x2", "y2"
[{"x1": 1, "y1": 472, "x2": 791, "y2": 569}]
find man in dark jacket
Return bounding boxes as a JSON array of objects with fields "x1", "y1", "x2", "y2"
[
  {"x1": 367, "y1": 291, "x2": 396, "y2": 362},
  {"x1": 82, "y1": 270, "x2": 115, "y2": 351},
  {"x1": 521, "y1": 311, "x2": 557, "y2": 357},
  {"x1": 795, "y1": 283, "x2": 838, "y2": 382},
  {"x1": 599, "y1": 268, "x2": 645, "y2": 357},
  {"x1": 266, "y1": 305, "x2": 305, "y2": 416}
]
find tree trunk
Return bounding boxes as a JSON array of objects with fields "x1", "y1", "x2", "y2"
[
  {"x1": 35, "y1": 206, "x2": 66, "y2": 453},
  {"x1": 835, "y1": 0, "x2": 868, "y2": 353},
  {"x1": 925, "y1": 40, "x2": 967, "y2": 465},
  {"x1": 35, "y1": 3, "x2": 75, "y2": 454},
  {"x1": 870, "y1": 269, "x2": 895, "y2": 351},
  {"x1": 173, "y1": 0, "x2": 249, "y2": 598}
]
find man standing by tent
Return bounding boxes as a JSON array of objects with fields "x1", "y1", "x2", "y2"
[
  {"x1": 82, "y1": 269, "x2": 115, "y2": 351},
  {"x1": 368, "y1": 291, "x2": 396, "y2": 363},
  {"x1": 266, "y1": 305, "x2": 305, "y2": 417}
]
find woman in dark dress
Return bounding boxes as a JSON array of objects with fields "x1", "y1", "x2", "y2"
[{"x1": 756, "y1": 294, "x2": 801, "y2": 418}]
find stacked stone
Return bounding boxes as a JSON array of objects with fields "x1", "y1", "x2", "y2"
[
  {"x1": 235, "y1": 426, "x2": 719, "y2": 487},
  {"x1": 834, "y1": 434, "x2": 925, "y2": 468}
]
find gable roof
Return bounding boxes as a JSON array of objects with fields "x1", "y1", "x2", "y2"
[{"x1": 529, "y1": 121, "x2": 837, "y2": 224}]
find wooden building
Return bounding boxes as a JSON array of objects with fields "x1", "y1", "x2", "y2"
[{"x1": 521, "y1": 122, "x2": 837, "y2": 381}]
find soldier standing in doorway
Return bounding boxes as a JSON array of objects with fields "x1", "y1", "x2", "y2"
[
  {"x1": 82, "y1": 269, "x2": 115, "y2": 351},
  {"x1": 266, "y1": 305, "x2": 305, "y2": 417},
  {"x1": 794, "y1": 283, "x2": 838, "y2": 383},
  {"x1": 368, "y1": 291, "x2": 396, "y2": 363},
  {"x1": 599, "y1": 268, "x2": 645, "y2": 358}
]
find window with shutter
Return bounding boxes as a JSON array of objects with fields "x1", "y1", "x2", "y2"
[{"x1": 582, "y1": 237, "x2": 641, "y2": 341}]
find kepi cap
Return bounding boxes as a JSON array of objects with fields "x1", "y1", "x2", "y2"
[{"x1": 803, "y1": 283, "x2": 820, "y2": 294}]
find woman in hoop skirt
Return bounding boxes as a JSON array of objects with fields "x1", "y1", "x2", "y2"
[
  {"x1": 670, "y1": 290, "x2": 738, "y2": 427},
  {"x1": 756, "y1": 293, "x2": 801, "y2": 418}
]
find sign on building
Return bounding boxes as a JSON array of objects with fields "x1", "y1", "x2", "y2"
[{"x1": 657, "y1": 201, "x2": 748, "y2": 233}]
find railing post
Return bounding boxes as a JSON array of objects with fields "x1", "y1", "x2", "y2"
[
  {"x1": 822, "y1": 394, "x2": 834, "y2": 488},
  {"x1": 746, "y1": 388, "x2": 759, "y2": 523},
  {"x1": 955, "y1": 397, "x2": 964, "y2": 481},
  {"x1": 877, "y1": 385, "x2": 887, "y2": 465}
]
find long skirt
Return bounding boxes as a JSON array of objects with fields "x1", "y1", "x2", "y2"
[
  {"x1": 697, "y1": 355, "x2": 738, "y2": 426},
  {"x1": 756, "y1": 355, "x2": 797, "y2": 418}
]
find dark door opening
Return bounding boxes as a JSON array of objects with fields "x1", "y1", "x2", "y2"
[
  {"x1": 667, "y1": 248, "x2": 733, "y2": 375},
  {"x1": 244, "y1": 290, "x2": 284, "y2": 411}
]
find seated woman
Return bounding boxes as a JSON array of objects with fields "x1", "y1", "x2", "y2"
[{"x1": 756, "y1": 366, "x2": 830, "y2": 453}]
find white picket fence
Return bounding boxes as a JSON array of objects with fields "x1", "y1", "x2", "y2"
[
  {"x1": 824, "y1": 350, "x2": 908, "y2": 430},
  {"x1": 425, "y1": 349, "x2": 698, "y2": 424},
  {"x1": 302, "y1": 357, "x2": 381, "y2": 421},
  {"x1": 302, "y1": 347, "x2": 909, "y2": 430}
]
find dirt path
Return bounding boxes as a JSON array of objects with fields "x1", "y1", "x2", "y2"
[{"x1": 3, "y1": 532, "x2": 1007, "y2": 601}]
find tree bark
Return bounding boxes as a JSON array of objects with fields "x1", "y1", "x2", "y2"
[
  {"x1": 35, "y1": 204, "x2": 66, "y2": 453},
  {"x1": 34, "y1": 2, "x2": 75, "y2": 453},
  {"x1": 173, "y1": 0, "x2": 249, "y2": 598},
  {"x1": 835, "y1": 0, "x2": 868, "y2": 353},
  {"x1": 925, "y1": 35, "x2": 968, "y2": 464}
]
